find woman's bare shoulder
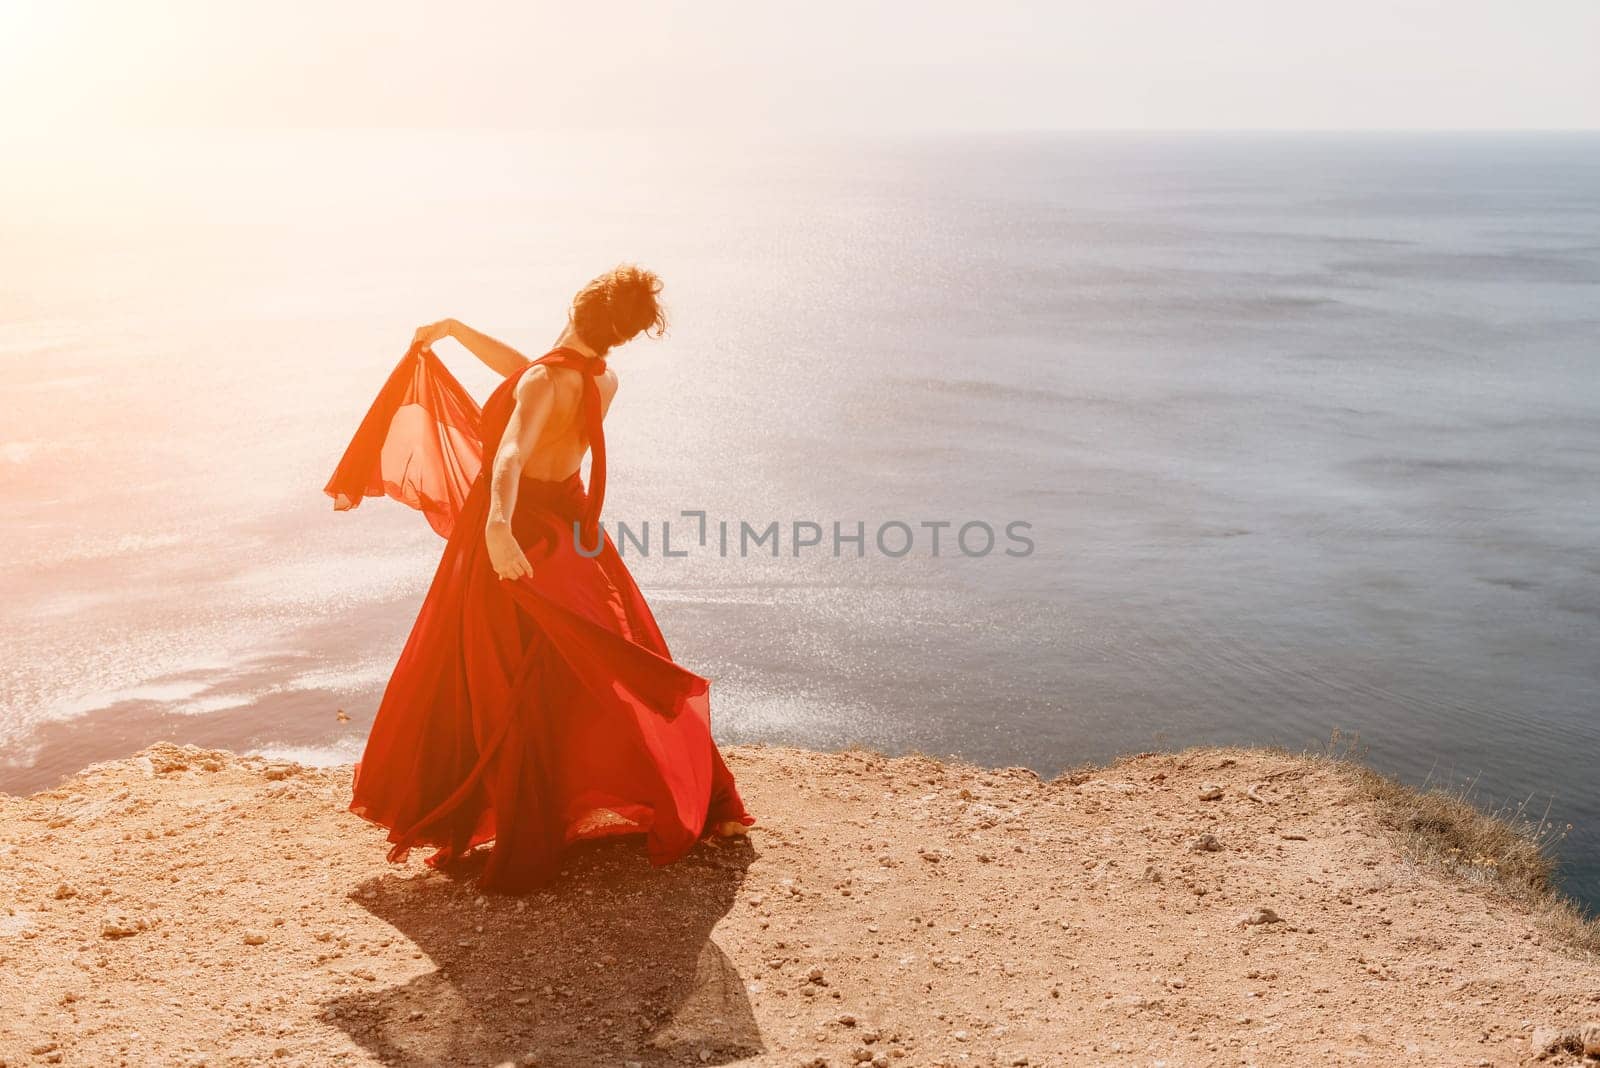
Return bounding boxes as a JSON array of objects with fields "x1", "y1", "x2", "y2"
[
  {"x1": 528, "y1": 362, "x2": 584, "y2": 389},
  {"x1": 513, "y1": 363, "x2": 554, "y2": 395}
]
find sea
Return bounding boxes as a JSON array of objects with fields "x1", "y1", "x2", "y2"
[{"x1": 2, "y1": 130, "x2": 1597, "y2": 906}]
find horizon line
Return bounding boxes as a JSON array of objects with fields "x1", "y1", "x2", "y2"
[{"x1": 9, "y1": 123, "x2": 1600, "y2": 137}]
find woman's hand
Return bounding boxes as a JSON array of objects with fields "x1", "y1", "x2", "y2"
[
  {"x1": 485, "y1": 520, "x2": 533, "y2": 582},
  {"x1": 412, "y1": 319, "x2": 454, "y2": 350}
]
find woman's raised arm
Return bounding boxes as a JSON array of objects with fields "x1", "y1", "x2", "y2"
[{"x1": 412, "y1": 319, "x2": 531, "y2": 377}]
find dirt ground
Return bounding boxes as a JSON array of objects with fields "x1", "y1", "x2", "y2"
[{"x1": 2, "y1": 742, "x2": 1598, "y2": 1067}]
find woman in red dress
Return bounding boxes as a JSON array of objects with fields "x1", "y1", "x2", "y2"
[{"x1": 324, "y1": 265, "x2": 752, "y2": 893}]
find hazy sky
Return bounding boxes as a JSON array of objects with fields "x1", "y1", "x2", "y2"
[{"x1": 2, "y1": 0, "x2": 1598, "y2": 132}]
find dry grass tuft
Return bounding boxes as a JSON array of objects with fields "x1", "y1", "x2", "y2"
[{"x1": 1315, "y1": 729, "x2": 1600, "y2": 956}]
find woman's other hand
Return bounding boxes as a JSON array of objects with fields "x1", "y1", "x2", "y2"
[{"x1": 485, "y1": 520, "x2": 534, "y2": 581}]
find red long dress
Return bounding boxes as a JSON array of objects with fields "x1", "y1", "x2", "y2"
[{"x1": 324, "y1": 344, "x2": 753, "y2": 892}]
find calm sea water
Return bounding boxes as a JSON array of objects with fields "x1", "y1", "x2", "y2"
[{"x1": 2, "y1": 131, "x2": 1597, "y2": 905}]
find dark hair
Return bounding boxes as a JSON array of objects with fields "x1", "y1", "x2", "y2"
[{"x1": 570, "y1": 264, "x2": 667, "y2": 356}]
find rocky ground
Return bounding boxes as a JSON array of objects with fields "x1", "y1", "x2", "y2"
[{"x1": 2, "y1": 742, "x2": 1599, "y2": 1067}]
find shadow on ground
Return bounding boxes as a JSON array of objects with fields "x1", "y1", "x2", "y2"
[{"x1": 327, "y1": 835, "x2": 761, "y2": 1067}]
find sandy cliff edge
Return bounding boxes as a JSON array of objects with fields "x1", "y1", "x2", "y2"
[{"x1": 2, "y1": 742, "x2": 1598, "y2": 1067}]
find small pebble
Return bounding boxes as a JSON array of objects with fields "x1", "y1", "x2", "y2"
[{"x1": 100, "y1": 914, "x2": 144, "y2": 939}]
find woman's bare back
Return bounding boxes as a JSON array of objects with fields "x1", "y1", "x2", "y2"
[{"x1": 517, "y1": 363, "x2": 618, "y2": 482}]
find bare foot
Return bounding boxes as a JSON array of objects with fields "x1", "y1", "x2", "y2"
[
  {"x1": 713, "y1": 820, "x2": 750, "y2": 839},
  {"x1": 423, "y1": 846, "x2": 467, "y2": 870}
]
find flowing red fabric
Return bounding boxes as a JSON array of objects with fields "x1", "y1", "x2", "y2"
[
  {"x1": 324, "y1": 344, "x2": 484, "y2": 539},
  {"x1": 325, "y1": 344, "x2": 752, "y2": 892}
]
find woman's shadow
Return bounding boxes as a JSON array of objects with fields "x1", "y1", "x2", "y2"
[{"x1": 327, "y1": 835, "x2": 760, "y2": 1067}]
